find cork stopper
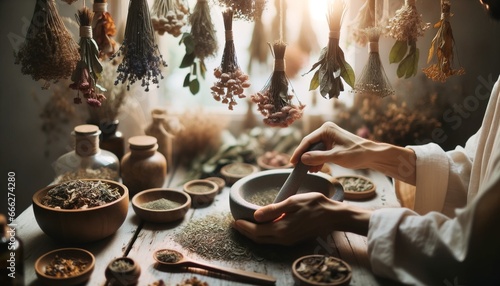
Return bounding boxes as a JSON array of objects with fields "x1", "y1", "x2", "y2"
[
  {"x1": 129, "y1": 135, "x2": 158, "y2": 150},
  {"x1": 74, "y1": 124, "x2": 100, "y2": 135}
]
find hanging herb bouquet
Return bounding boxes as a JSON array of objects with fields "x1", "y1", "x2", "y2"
[
  {"x1": 15, "y1": 0, "x2": 80, "y2": 89},
  {"x1": 112, "y1": 0, "x2": 168, "y2": 91},
  {"x1": 210, "y1": 9, "x2": 251, "y2": 110},
  {"x1": 216, "y1": 0, "x2": 267, "y2": 21},
  {"x1": 251, "y1": 41, "x2": 305, "y2": 127},
  {"x1": 92, "y1": 0, "x2": 118, "y2": 59},
  {"x1": 247, "y1": 0, "x2": 269, "y2": 73},
  {"x1": 348, "y1": 0, "x2": 375, "y2": 46},
  {"x1": 422, "y1": 0, "x2": 464, "y2": 82},
  {"x1": 70, "y1": 7, "x2": 105, "y2": 107},
  {"x1": 387, "y1": 0, "x2": 430, "y2": 79},
  {"x1": 150, "y1": 0, "x2": 189, "y2": 37},
  {"x1": 305, "y1": 0, "x2": 355, "y2": 99}
]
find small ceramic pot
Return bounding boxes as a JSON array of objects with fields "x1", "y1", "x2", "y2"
[
  {"x1": 105, "y1": 257, "x2": 141, "y2": 286},
  {"x1": 183, "y1": 179, "x2": 219, "y2": 208}
]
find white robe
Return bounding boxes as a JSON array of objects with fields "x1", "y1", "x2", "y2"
[{"x1": 367, "y1": 75, "x2": 500, "y2": 285}]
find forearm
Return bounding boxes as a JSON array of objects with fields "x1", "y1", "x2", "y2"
[{"x1": 363, "y1": 141, "x2": 416, "y2": 185}]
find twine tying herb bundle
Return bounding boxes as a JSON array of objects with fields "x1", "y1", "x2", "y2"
[
  {"x1": 70, "y1": 7, "x2": 106, "y2": 107},
  {"x1": 150, "y1": 0, "x2": 189, "y2": 37},
  {"x1": 112, "y1": 0, "x2": 168, "y2": 91},
  {"x1": 422, "y1": 0, "x2": 465, "y2": 82},
  {"x1": 15, "y1": 0, "x2": 80, "y2": 89},
  {"x1": 387, "y1": 0, "x2": 430, "y2": 79},
  {"x1": 210, "y1": 9, "x2": 251, "y2": 110},
  {"x1": 92, "y1": 0, "x2": 118, "y2": 59},
  {"x1": 305, "y1": 0, "x2": 355, "y2": 100},
  {"x1": 216, "y1": 0, "x2": 266, "y2": 21},
  {"x1": 353, "y1": 27, "x2": 394, "y2": 98},
  {"x1": 251, "y1": 41, "x2": 305, "y2": 127}
]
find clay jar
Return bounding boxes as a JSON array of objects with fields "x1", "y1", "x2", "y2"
[
  {"x1": 121, "y1": 136, "x2": 167, "y2": 198},
  {"x1": 105, "y1": 257, "x2": 141, "y2": 286}
]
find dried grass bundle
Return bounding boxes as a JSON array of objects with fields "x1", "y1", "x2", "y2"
[
  {"x1": 189, "y1": 0, "x2": 218, "y2": 62},
  {"x1": 305, "y1": 0, "x2": 355, "y2": 99},
  {"x1": 92, "y1": 0, "x2": 118, "y2": 59},
  {"x1": 70, "y1": 7, "x2": 105, "y2": 107},
  {"x1": 422, "y1": 0, "x2": 465, "y2": 82},
  {"x1": 251, "y1": 41, "x2": 305, "y2": 127},
  {"x1": 112, "y1": 0, "x2": 168, "y2": 91},
  {"x1": 297, "y1": 1, "x2": 319, "y2": 55},
  {"x1": 150, "y1": 0, "x2": 189, "y2": 37},
  {"x1": 216, "y1": 0, "x2": 266, "y2": 21},
  {"x1": 15, "y1": 0, "x2": 80, "y2": 88},
  {"x1": 210, "y1": 9, "x2": 251, "y2": 110},
  {"x1": 353, "y1": 27, "x2": 394, "y2": 98},
  {"x1": 247, "y1": 0, "x2": 269, "y2": 73},
  {"x1": 387, "y1": 0, "x2": 430, "y2": 79}
]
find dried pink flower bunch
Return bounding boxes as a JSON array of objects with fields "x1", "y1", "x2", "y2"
[
  {"x1": 211, "y1": 68, "x2": 251, "y2": 110},
  {"x1": 70, "y1": 62, "x2": 106, "y2": 107}
]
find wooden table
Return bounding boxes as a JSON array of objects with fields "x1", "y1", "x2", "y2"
[{"x1": 16, "y1": 164, "x2": 402, "y2": 286}]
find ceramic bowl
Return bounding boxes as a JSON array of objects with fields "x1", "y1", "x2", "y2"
[
  {"x1": 333, "y1": 175, "x2": 376, "y2": 200},
  {"x1": 32, "y1": 179, "x2": 129, "y2": 244},
  {"x1": 220, "y1": 162, "x2": 259, "y2": 185},
  {"x1": 256, "y1": 151, "x2": 293, "y2": 170},
  {"x1": 35, "y1": 248, "x2": 95, "y2": 286},
  {"x1": 183, "y1": 179, "x2": 219, "y2": 207},
  {"x1": 292, "y1": 254, "x2": 352, "y2": 286},
  {"x1": 132, "y1": 188, "x2": 191, "y2": 223},
  {"x1": 230, "y1": 169, "x2": 344, "y2": 222}
]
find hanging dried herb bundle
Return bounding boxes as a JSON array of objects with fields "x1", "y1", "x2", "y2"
[
  {"x1": 247, "y1": 0, "x2": 269, "y2": 73},
  {"x1": 216, "y1": 0, "x2": 266, "y2": 21},
  {"x1": 92, "y1": 0, "x2": 118, "y2": 59},
  {"x1": 189, "y1": 0, "x2": 218, "y2": 62},
  {"x1": 210, "y1": 9, "x2": 251, "y2": 110},
  {"x1": 297, "y1": 1, "x2": 319, "y2": 55},
  {"x1": 387, "y1": 0, "x2": 430, "y2": 79},
  {"x1": 70, "y1": 7, "x2": 105, "y2": 107},
  {"x1": 422, "y1": 0, "x2": 465, "y2": 82},
  {"x1": 112, "y1": 0, "x2": 168, "y2": 91},
  {"x1": 151, "y1": 0, "x2": 189, "y2": 37},
  {"x1": 353, "y1": 27, "x2": 394, "y2": 98},
  {"x1": 15, "y1": 0, "x2": 80, "y2": 88},
  {"x1": 305, "y1": 0, "x2": 355, "y2": 99},
  {"x1": 348, "y1": 0, "x2": 375, "y2": 46},
  {"x1": 251, "y1": 41, "x2": 305, "y2": 127}
]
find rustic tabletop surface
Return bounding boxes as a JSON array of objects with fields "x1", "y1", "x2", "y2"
[{"x1": 16, "y1": 163, "x2": 403, "y2": 286}]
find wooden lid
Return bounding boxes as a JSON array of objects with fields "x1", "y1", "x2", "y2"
[
  {"x1": 74, "y1": 124, "x2": 100, "y2": 135},
  {"x1": 128, "y1": 135, "x2": 157, "y2": 149}
]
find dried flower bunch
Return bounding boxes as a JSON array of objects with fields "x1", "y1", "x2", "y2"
[
  {"x1": 112, "y1": 0, "x2": 168, "y2": 91},
  {"x1": 305, "y1": 0, "x2": 355, "y2": 99},
  {"x1": 150, "y1": 0, "x2": 189, "y2": 37},
  {"x1": 387, "y1": 0, "x2": 430, "y2": 78},
  {"x1": 423, "y1": 0, "x2": 465, "y2": 82},
  {"x1": 211, "y1": 9, "x2": 251, "y2": 110},
  {"x1": 189, "y1": 0, "x2": 218, "y2": 62},
  {"x1": 348, "y1": 0, "x2": 375, "y2": 46},
  {"x1": 15, "y1": 0, "x2": 80, "y2": 88},
  {"x1": 70, "y1": 7, "x2": 106, "y2": 107},
  {"x1": 353, "y1": 27, "x2": 394, "y2": 98},
  {"x1": 216, "y1": 0, "x2": 267, "y2": 21},
  {"x1": 251, "y1": 41, "x2": 305, "y2": 127},
  {"x1": 247, "y1": 1, "x2": 269, "y2": 73},
  {"x1": 92, "y1": 0, "x2": 118, "y2": 59}
]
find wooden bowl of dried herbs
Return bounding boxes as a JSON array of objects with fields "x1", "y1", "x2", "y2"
[
  {"x1": 32, "y1": 179, "x2": 129, "y2": 244},
  {"x1": 292, "y1": 254, "x2": 352, "y2": 286},
  {"x1": 333, "y1": 175, "x2": 376, "y2": 200},
  {"x1": 132, "y1": 188, "x2": 191, "y2": 223},
  {"x1": 35, "y1": 248, "x2": 95, "y2": 286}
]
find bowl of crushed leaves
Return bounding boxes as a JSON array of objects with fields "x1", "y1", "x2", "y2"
[
  {"x1": 32, "y1": 179, "x2": 129, "y2": 243},
  {"x1": 292, "y1": 254, "x2": 352, "y2": 286},
  {"x1": 35, "y1": 247, "x2": 95, "y2": 286},
  {"x1": 132, "y1": 188, "x2": 191, "y2": 223}
]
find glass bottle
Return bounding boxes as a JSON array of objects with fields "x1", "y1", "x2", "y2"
[
  {"x1": 99, "y1": 119, "x2": 125, "y2": 161},
  {"x1": 0, "y1": 214, "x2": 24, "y2": 286},
  {"x1": 53, "y1": 124, "x2": 120, "y2": 183},
  {"x1": 120, "y1": 136, "x2": 167, "y2": 198}
]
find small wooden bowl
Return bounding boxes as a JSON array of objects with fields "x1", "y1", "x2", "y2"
[
  {"x1": 220, "y1": 162, "x2": 259, "y2": 185},
  {"x1": 104, "y1": 257, "x2": 141, "y2": 286},
  {"x1": 35, "y1": 248, "x2": 95, "y2": 286},
  {"x1": 183, "y1": 179, "x2": 219, "y2": 207},
  {"x1": 333, "y1": 175, "x2": 376, "y2": 200},
  {"x1": 256, "y1": 151, "x2": 293, "y2": 170},
  {"x1": 205, "y1": 176, "x2": 226, "y2": 193},
  {"x1": 292, "y1": 255, "x2": 351, "y2": 286},
  {"x1": 132, "y1": 188, "x2": 191, "y2": 223}
]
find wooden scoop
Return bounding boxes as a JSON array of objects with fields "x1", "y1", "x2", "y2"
[
  {"x1": 273, "y1": 142, "x2": 326, "y2": 203},
  {"x1": 154, "y1": 249, "x2": 276, "y2": 285}
]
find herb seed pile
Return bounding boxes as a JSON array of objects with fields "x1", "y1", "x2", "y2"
[
  {"x1": 41, "y1": 180, "x2": 121, "y2": 209},
  {"x1": 337, "y1": 176, "x2": 374, "y2": 193},
  {"x1": 141, "y1": 198, "x2": 181, "y2": 210},
  {"x1": 44, "y1": 255, "x2": 89, "y2": 278}
]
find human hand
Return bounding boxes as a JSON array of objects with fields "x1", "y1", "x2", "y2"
[{"x1": 232, "y1": 192, "x2": 372, "y2": 245}]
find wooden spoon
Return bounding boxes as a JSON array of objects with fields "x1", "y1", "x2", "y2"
[{"x1": 153, "y1": 249, "x2": 276, "y2": 285}]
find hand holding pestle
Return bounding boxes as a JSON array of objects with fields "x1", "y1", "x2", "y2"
[{"x1": 273, "y1": 142, "x2": 326, "y2": 203}]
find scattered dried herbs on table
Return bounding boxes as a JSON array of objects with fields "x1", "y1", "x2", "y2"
[
  {"x1": 141, "y1": 198, "x2": 181, "y2": 210},
  {"x1": 295, "y1": 256, "x2": 350, "y2": 284},
  {"x1": 44, "y1": 255, "x2": 89, "y2": 278},
  {"x1": 177, "y1": 277, "x2": 209, "y2": 286},
  {"x1": 42, "y1": 180, "x2": 121, "y2": 209}
]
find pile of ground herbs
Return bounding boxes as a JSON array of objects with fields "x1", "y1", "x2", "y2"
[
  {"x1": 41, "y1": 180, "x2": 121, "y2": 209},
  {"x1": 44, "y1": 255, "x2": 89, "y2": 278},
  {"x1": 173, "y1": 213, "x2": 300, "y2": 262}
]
